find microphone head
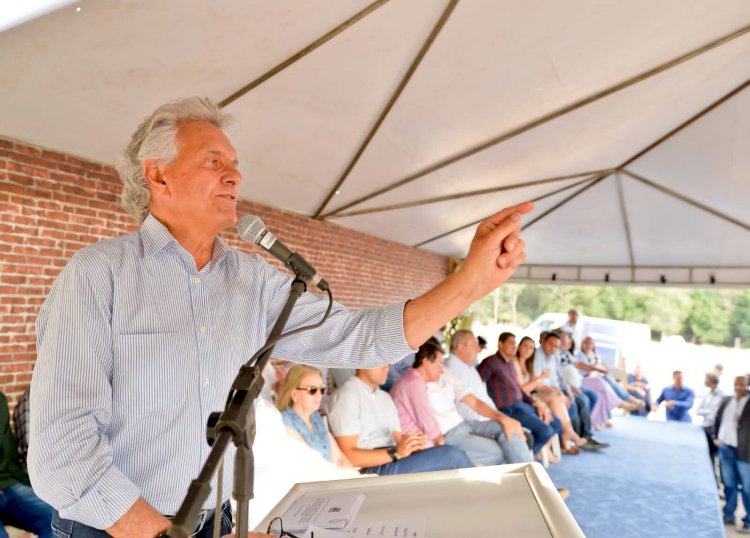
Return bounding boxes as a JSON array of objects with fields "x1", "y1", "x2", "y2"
[{"x1": 237, "y1": 215, "x2": 266, "y2": 244}]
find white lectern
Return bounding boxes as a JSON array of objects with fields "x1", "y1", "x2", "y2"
[{"x1": 255, "y1": 462, "x2": 584, "y2": 537}]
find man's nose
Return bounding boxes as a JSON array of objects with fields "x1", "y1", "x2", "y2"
[{"x1": 223, "y1": 164, "x2": 243, "y2": 185}]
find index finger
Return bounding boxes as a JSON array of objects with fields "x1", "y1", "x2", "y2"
[{"x1": 481, "y1": 201, "x2": 534, "y2": 228}]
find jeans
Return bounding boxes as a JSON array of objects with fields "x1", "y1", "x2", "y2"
[
  {"x1": 602, "y1": 375, "x2": 631, "y2": 401},
  {"x1": 502, "y1": 401, "x2": 562, "y2": 455},
  {"x1": 465, "y1": 419, "x2": 533, "y2": 463},
  {"x1": 0, "y1": 482, "x2": 53, "y2": 538},
  {"x1": 718, "y1": 444, "x2": 750, "y2": 525},
  {"x1": 362, "y1": 444, "x2": 472, "y2": 475},
  {"x1": 444, "y1": 421, "x2": 504, "y2": 466},
  {"x1": 581, "y1": 386, "x2": 599, "y2": 412},
  {"x1": 570, "y1": 392, "x2": 593, "y2": 438},
  {"x1": 51, "y1": 501, "x2": 232, "y2": 538}
]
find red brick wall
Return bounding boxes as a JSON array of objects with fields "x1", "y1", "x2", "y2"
[{"x1": 0, "y1": 137, "x2": 448, "y2": 405}]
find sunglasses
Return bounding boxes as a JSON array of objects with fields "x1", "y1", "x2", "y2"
[{"x1": 295, "y1": 386, "x2": 325, "y2": 396}]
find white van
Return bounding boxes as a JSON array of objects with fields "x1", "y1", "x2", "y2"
[{"x1": 522, "y1": 313, "x2": 652, "y2": 368}]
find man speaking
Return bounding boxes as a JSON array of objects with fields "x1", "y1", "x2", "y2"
[{"x1": 29, "y1": 97, "x2": 532, "y2": 537}]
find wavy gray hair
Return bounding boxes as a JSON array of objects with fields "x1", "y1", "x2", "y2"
[{"x1": 115, "y1": 97, "x2": 232, "y2": 223}]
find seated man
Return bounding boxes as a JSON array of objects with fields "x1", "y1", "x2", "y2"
[
  {"x1": 534, "y1": 332, "x2": 607, "y2": 449},
  {"x1": 0, "y1": 391, "x2": 53, "y2": 538},
  {"x1": 626, "y1": 364, "x2": 652, "y2": 416},
  {"x1": 328, "y1": 364, "x2": 472, "y2": 475},
  {"x1": 446, "y1": 330, "x2": 533, "y2": 451},
  {"x1": 12, "y1": 388, "x2": 30, "y2": 470},
  {"x1": 391, "y1": 340, "x2": 531, "y2": 466},
  {"x1": 478, "y1": 333, "x2": 563, "y2": 457}
]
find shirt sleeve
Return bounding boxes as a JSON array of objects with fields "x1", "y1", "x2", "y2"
[
  {"x1": 655, "y1": 389, "x2": 665, "y2": 405},
  {"x1": 675, "y1": 389, "x2": 695, "y2": 409},
  {"x1": 29, "y1": 255, "x2": 140, "y2": 529},
  {"x1": 255, "y1": 260, "x2": 416, "y2": 368},
  {"x1": 327, "y1": 388, "x2": 362, "y2": 438}
]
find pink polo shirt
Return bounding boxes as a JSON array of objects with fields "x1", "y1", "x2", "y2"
[{"x1": 390, "y1": 369, "x2": 443, "y2": 445}]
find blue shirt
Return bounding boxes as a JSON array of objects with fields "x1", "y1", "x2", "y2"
[
  {"x1": 656, "y1": 385, "x2": 695, "y2": 422},
  {"x1": 29, "y1": 214, "x2": 413, "y2": 528},
  {"x1": 281, "y1": 408, "x2": 331, "y2": 461}
]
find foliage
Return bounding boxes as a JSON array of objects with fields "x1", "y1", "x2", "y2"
[
  {"x1": 683, "y1": 289, "x2": 732, "y2": 345},
  {"x1": 466, "y1": 284, "x2": 749, "y2": 348},
  {"x1": 730, "y1": 291, "x2": 750, "y2": 347}
]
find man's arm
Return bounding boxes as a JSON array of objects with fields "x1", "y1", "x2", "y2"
[
  {"x1": 334, "y1": 433, "x2": 424, "y2": 467},
  {"x1": 674, "y1": 390, "x2": 695, "y2": 409},
  {"x1": 29, "y1": 255, "x2": 143, "y2": 530},
  {"x1": 460, "y1": 394, "x2": 525, "y2": 440},
  {"x1": 402, "y1": 203, "x2": 532, "y2": 347}
]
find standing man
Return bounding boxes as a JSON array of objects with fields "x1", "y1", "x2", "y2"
[
  {"x1": 327, "y1": 365, "x2": 472, "y2": 475},
  {"x1": 696, "y1": 372, "x2": 724, "y2": 471},
  {"x1": 656, "y1": 371, "x2": 695, "y2": 422},
  {"x1": 713, "y1": 376, "x2": 750, "y2": 531},
  {"x1": 29, "y1": 97, "x2": 532, "y2": 537},
  {"x1": 559, "y1": 308, "x2": 583, "y2": 345}
]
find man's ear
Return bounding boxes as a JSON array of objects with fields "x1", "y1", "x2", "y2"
[{"x1": 143, "y1": 159, "x2": 167, "y2": 195}]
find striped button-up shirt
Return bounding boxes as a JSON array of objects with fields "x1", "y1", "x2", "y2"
[
  {"x1": 29, "y1": 214, "x2": 413, "y2": 529},
  {"x1": 477, "y1": 353, "x2": 534, "y2": 410}
]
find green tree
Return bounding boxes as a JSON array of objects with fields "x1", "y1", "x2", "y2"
[
  {"x1": 730, "y1": 291, "x2": 750, "y2": 348},
  {"x1": 684, "y1": 289, "x2": 731, "y2": 345}
]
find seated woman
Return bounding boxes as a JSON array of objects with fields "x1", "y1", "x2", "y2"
[
  {"x1": 516, "y1": 336, "x2": 585, "y2": 455},
  {"x1": 276, "y1": 364, "x2": 353, "y2": 469},
  {"x1": 513, "y1": 337, "x2": 559, "y2": 464},
  {"x1": 559, "y1": 335, "x2": 636, "y2": 430},
  {"x1": 575, "y1": 337, "x2": 645, "y2": 416}
]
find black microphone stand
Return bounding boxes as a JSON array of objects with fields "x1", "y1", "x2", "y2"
[{"x1": 164, "y1": 277, "x2": 309, "y2": 538}]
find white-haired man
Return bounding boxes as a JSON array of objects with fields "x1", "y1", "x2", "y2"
[{"x1": 29, "y1": 97, "x2": 532, "y2": 538}]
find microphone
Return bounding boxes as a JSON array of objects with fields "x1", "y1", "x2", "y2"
[{"x1": 237, "y1": 215, "x2": 329, "y2": 291}]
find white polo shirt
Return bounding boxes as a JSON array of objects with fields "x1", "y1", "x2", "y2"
[
  {"x1": 327, "y1": 376, "x2": 401, "y2": 449},
  {"x1": 446, "y1": 353, "x2": 497, "y2": 423},
  {"x1": 426, "y1": 370, "x2": 471, "y2": 434}
]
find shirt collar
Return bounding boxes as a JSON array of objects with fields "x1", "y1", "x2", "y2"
[
  {"x1": 140, "y1": 214, "x2": 176, "y2": 258},
  {"x1": 352, "y1": 376, "x2": 379, "y2": 395},
  {"x1": 139, "y1": 213, "x2": 235, "y2": 269}
]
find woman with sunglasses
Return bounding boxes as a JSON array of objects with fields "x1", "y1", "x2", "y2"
[{"x1": 276, "y1": 365, "x2": 353, "y2": 469}]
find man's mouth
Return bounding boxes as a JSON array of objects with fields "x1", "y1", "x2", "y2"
[{"x1": 218, "y1": 194, "x2": 237, "y2": 201}]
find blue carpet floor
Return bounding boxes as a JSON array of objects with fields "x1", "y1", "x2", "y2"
[{"x1": 546, "y1": 415, "x2": 724, "y2": 538}]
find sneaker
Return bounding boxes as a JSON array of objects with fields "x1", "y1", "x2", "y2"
[
  {"x1": 724, "y1": 516, "x2": 736, "y2": 525},
  {"x1": 585, "y1": 437, "x2": 610, "y2": 449},
  {"x1": 739, "y1": 524, "x2": 750, "y2": 534},
  {"x1": 579, "y1": 440, "x2": 601, "y2": 451}
]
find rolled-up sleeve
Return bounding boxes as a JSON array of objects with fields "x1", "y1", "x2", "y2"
[
  {"x1": 261, "y1": 263, "x2": 416, "y2": 367},
  {"x1": 29, "y1": 256, "x2": 140, "y2": 529}
]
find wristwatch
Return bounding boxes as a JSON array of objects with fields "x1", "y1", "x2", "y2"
[{"x1": 387, "y1": 446, "x2": 399, "y2": 461}]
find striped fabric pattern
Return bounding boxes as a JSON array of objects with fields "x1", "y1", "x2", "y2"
[{"x1": 29, "y1": 214, "x2": 413, "y2": 529}]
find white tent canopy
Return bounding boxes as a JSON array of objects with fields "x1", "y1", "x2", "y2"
[{"x1": 2, "y1": 0, "x2": 749, "y2": 286}]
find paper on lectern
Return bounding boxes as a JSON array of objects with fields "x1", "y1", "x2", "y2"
[{"x1": 274, "y1": 493, "x2": 364, "y2": 533}]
